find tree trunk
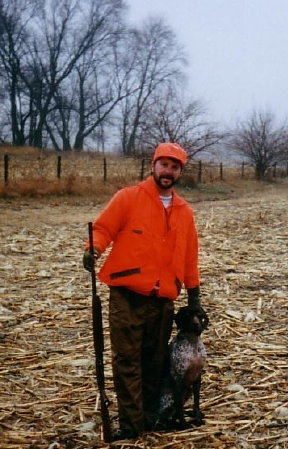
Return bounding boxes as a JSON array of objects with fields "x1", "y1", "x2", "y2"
[
  {"x1": 10, "y1": 74, "x2": 25, "y2": 145},
  {"x1": 255, "y1": 163, "x2": 266, "y2": 180}
]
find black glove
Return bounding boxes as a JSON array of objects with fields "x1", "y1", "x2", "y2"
[
  {"x1": 83, "y1": 249, "x2": 100, "y2": 272},
  {"x1": 187, "y1": 286, "x2": 201, "y2": 306}
]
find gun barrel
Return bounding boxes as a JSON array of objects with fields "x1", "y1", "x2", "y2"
[{"x1": 88, "y1": 222, "x2": 112, "y2": 443}]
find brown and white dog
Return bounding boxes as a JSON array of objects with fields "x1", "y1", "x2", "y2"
[{"x1": 157, "y1": 305, "x2": 209, "y2": 430}]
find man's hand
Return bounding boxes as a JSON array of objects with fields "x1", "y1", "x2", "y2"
[{"x1": 83, "y1": 249, "x2": 100, "y2": 272}]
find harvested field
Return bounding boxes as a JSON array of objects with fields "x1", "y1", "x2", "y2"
[{"x1": 0, "y1": 185, "x2": 287, "y2": 449}]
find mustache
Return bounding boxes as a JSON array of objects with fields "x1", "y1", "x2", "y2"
[{"x1": 159, "y1": 175, "x2": 174, "y2": 181}]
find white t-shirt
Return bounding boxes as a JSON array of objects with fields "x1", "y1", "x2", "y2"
[{"x1": 160, "y1": 194, "x2": 172, "y2": 208}]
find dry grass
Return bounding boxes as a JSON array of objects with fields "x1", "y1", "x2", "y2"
[
  {"x1": 0, "y1": 144, "x2": 147, "y2": 198},
  {"x1": 2, "y1": 144, "x2": 282, "y2": 202}
]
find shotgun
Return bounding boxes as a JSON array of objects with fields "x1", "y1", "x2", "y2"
[{"x1": 88, "y1": 221, "x2": 112, "y2": 443}]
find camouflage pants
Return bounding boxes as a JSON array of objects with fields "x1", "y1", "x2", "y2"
[{"x1": 109, "y1": 287, "x2": 174, "y2": 433}]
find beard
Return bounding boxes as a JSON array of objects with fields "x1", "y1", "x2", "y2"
[{"x1": 152, "y1": 173, "x2": 178, "y2": 190}]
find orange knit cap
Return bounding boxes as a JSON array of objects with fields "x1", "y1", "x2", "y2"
[{"x1": 153, "y1": 142, "x2": 188, "y2": 166}]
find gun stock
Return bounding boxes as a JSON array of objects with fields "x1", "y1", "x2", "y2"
[{"x1": 88, "y1": 222, "x2": 112, "y2": 443}]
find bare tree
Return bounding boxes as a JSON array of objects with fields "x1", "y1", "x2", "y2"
[
  {"x1": 0, "y1": 0, "x2": 40, "y2": 145},
  {"x1": 138, "y1": 88, "x2": 224, "y2": 157},
  {"x1": 71, "y1": 40, "x2": 130, "y2": 151},
  {"x1": 117, "y1": 17, "x2": 186, "y2": 155},
  {"x1": 44, "y1": 0, "x2": 129, "y2": 151},
  {"x1": 25, "y1": 0, "x2": 128, "y2": 148},
  {"x1": 1, "y1": 1, "x2": 221, "y2": 154},
  {"x1": 0, "y1": 0, "x2": 127, "y2": 149},
  {"x1": 228, "y1": 110, "x2": 288, "y2": 179}
]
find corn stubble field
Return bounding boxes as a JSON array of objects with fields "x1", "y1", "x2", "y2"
[{"x1": 0, "y1": 147, "x2": 287, "y2": 449}]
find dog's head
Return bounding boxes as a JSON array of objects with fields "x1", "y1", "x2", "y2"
[{"x1": 174, "y1": 305, "x2": 209, "y2": 336}]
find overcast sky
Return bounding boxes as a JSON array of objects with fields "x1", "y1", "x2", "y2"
[{"x1": 126, "y1": 0, "x2": 288, "y2": 128}]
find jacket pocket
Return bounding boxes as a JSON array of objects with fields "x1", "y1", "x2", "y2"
[
  {"x1": 132, "y1": 229, "x2": 143, "y2": 234},
  {"x1": 110, "y1": 267, "x2": 141, "y2": 280}
]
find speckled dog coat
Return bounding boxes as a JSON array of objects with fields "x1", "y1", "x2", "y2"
[
  {"x1": 158, "y1": 305, "x2": 208, "y2": 428},
  {"x1": 170, "y1": 333, "x2": 207, "y2": 385}
]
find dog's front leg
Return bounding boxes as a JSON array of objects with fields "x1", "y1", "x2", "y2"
[
  {"x1": 172, "y1": 379, "x2": 188, "y2": 430},
  {"x1": 191, "y1": 374, "x2": 205, "y2": 426}
]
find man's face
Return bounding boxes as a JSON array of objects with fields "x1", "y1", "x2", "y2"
[{"x1": 152, "y1": 157, "x2": 182, "y2": 190}]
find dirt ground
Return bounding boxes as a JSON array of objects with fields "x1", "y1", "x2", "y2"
[{"x1": 0, "y1": 185, "x2": 287, "y2": 449}]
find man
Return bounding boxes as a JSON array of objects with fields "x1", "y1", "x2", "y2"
[{"x1": 83, "y1": 142, "x2": 204, "y2": 440}]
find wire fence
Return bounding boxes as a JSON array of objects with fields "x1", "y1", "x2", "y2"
[{"x1": 2, "y1": 151, "x2": 288, "y2": 186}]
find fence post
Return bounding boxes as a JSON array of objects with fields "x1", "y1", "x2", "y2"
[
  {"x1": 140, "y1": 158, "x2": 145, "y2": 180},
  {"x1": 273, "y1": 163, "x2": 277, "y2": 178},
  {"x1": 220, "y1": 162, "x2": 223, "y2": 181},
  {"x1": 103, "y1": 158, "x2": 107, "y2": 182},
  {"x1": 197, "y1": 160, "x2": 202, "y2": 183},
  {"x1": 57, "y1": 156, "x2": 62, "y2": 179},
  {"x1": 4, "y1": 154, "x2": 9, "y2": 185},
  {"x1": 241, "y1": 161, "x2": 245, "y2": 179}
]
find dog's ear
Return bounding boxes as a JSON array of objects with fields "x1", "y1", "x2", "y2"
[{"x1": 174, "y1": 306, "x2": 191, "y2": 330}]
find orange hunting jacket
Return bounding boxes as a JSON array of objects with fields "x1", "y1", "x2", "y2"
[{"x1": 87, "y1": 176, "x2": 199, "y2": 300}]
